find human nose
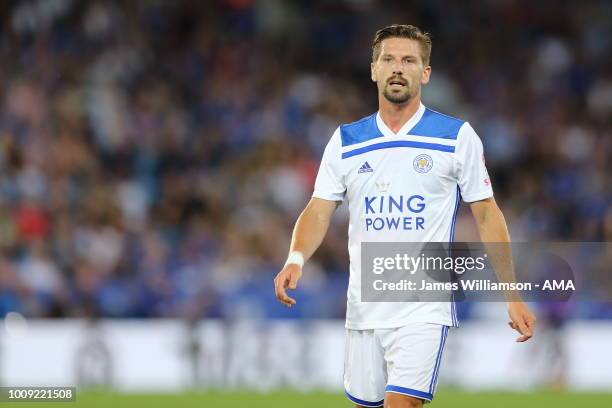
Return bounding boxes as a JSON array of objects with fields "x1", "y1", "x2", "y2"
[{"x1": 390, "y1": 60, "x2": 404, "y2": 73}]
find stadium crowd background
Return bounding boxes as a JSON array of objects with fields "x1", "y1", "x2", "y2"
[{"x1": 0, "y1": 0, "x2": 610, "y2": 320}]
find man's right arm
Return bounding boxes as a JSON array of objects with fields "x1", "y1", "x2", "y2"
[{"x1": 273, "y1": 197, "x2": 339, "y2": 307}]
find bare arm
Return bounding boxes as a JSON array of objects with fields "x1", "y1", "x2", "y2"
[
  {"x1": 289, "y1": 197, "x2": 339, "y2": 262},
  {"x1": 470, "y1": 197, "x2": 511, "y2": 243},
  {"x1": 274, "y1": 197, "x2": 339, "y2": 306},
  {"x1": 470, "y1": 197, "x2": 536, "y2": 342}
]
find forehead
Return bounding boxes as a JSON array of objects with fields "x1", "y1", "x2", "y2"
[{"x1": 378, "y1": 37, "x2": 422, "y2": 58}]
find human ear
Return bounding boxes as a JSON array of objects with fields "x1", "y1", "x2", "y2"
[{"x1": 421, "y1": 65, "x2": 431, "y2": 85}]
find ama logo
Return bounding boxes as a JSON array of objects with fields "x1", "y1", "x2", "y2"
[{"x1": 358, "y1": 161, "x2": 374, "y2": 174}]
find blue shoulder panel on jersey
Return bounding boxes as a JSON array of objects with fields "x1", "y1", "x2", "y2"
[
  {"x1": 340, "y1": 113, "x2": 384, "y2": 147},
  {"x1": 407, "y1": 108, "x2": 465, "y2": 140}
]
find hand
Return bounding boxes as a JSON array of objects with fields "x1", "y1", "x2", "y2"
[
  {"x1": 507, "y1": 301, "x2": 536, "y2": 342},
  {"x1": 274, "y1": 264, "x2": 302, "y2": 307}
]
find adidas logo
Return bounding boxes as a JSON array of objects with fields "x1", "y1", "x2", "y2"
[{"x1": 358, "y1": 161, "x2": 374, "y2": 174}]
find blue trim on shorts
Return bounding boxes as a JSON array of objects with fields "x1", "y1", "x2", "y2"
[
  {"x1": 429, "y1": 326, "x2": 449, "y2": 394},
  {"x1": 385, "y1": 385, "x2": 433, "y2": 401},
  {"x1": 344, "y1": 390, "x2": 384, "y2": 407},
  {"x1": 428, "y1": 326, "x2": 446, "y2": 394}
]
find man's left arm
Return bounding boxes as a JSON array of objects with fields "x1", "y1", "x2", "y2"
[{"x1": 470, "y1": 198, "x2": 536, "y2": 342}]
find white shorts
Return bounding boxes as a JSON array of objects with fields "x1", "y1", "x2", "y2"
[{"x1": 343, "y1": 322, "x2": 449, "y2": 407}]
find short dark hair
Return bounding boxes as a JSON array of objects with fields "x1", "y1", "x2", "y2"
[{"x1": 372, "y1": 24, "x2": 432, "y2": 65}]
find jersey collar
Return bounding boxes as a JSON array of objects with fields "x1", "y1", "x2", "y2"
[{"x1": 375, "y1": 102, "x2": 426, "y2": 137}]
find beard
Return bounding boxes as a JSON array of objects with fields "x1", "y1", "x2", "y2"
[{"x1": 382, "y1": 82, "x2": 413, "y2": 104}]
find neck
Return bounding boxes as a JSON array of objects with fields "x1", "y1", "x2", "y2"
[{"x1": 378, "y1": 94, "x2": 421, "y2": 133}]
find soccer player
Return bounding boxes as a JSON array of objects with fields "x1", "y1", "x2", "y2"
[{"x1": 273, "y1": 24, "x2": 535, "y2": 408}]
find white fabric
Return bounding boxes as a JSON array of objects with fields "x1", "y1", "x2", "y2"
[
  {"x1": 343, "y1": 323, "x2": 450, "y2": 405},
  {"x1": 312, "y1": 104, "x2": 493, "y2": 330},
  {"x1": 284, "y1": 251, "x2": 304, "y2": 267}
]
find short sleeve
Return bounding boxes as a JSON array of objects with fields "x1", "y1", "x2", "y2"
[
  {"x1": 454, "y1": 122, "x2": 494, "y2": 202},
  {"x1": 312, "y1": 128, "x2": 346, "y2": 202}
]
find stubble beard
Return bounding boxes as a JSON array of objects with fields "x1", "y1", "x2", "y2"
[{"x1": 382, "y1": 82, "x2": 415, "y2": 104}]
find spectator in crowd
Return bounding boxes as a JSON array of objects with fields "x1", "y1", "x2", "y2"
[{"x1": 0, "y1": 0, "x2": 610, "y2": 318}]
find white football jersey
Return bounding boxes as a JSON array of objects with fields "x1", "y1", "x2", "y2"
[{"x1": 313, "y1": 103, "x2": 494, "y2": 329}]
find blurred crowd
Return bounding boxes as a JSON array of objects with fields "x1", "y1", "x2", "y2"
[{"x1": 0, "y1": 0, "x2": 610, "y2": 318}]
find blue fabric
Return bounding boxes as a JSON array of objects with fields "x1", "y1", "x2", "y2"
[
  {"x1": 340, "y1": 113, "x2": 384, "y2": 147},
  {"x1": 429, "y1": 326, "x2": 449, "y2": 394},
  {"x1": 340, "y1": 108, "x2": 464, "y2": 148},
  {"x1": 408, "y1": 108, "x2": 464, "y2": 140},
  {"x1": 344, "y1": 390, "x2": 384, "y2": 407},
  {"x1": 449, "y1": 186, "x2": 461, "y2": 327},
  {"x1": 342, "y1": 140, "x2": 455, "y2": 159},
  {"x1": 385, "y1": 385, "x2": 433, "y2": 401}
]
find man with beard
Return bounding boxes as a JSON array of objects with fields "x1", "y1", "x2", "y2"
[{"x1": 274, "y1": 24, "x2": 536, "y2": 408}]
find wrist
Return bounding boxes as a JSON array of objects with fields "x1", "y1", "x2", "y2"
[
  {"x1": 285, "y1": 251, "x2": 305, "y2": 268},
  {"x1": 506, "y1": 291, "x2": 523, "y2": 303}
]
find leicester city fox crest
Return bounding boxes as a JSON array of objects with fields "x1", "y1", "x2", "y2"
[{"x1": 413, "y1": 154, "x2": 433, "y2": 173}]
